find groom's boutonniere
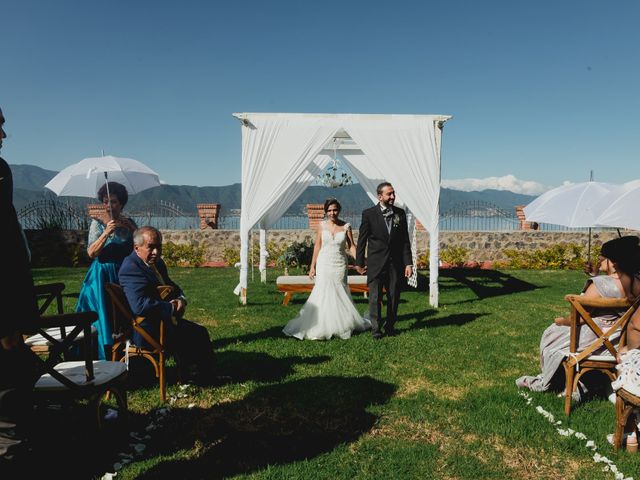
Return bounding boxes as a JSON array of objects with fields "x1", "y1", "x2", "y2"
[{"x1": 392, "y1": 214, "x2": 400, "y2": 227}]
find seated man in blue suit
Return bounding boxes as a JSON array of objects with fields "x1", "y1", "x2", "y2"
[{"x1": 118, "y1": 226, "x2": 215, "y2": 383}]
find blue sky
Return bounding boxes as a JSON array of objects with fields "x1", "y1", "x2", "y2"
[{"x1": 2, "y1": 0, "x2": 639, "y2": 193}]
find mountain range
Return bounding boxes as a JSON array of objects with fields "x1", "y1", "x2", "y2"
[{"x1": 9, "y1": 164, "x2": 536, "y2": 215}]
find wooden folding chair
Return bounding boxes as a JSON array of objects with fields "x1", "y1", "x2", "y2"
[
  {"x1": 25, "y1": 282, "x2": 95, "y2": 358},
  {"x1": 562, "y1": 294, "x2": 640, "y2": 415},
  {"x1": 104, "y1": 282, "x2": 170, "y2": 402},
  {"x1": 33, "y1": 310, "x2": 128, "y2": 429},
  {"x1": 613, "y1": 388, "x2": 640, "y2": 451}
]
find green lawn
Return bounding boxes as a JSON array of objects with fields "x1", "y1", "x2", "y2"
[{"x1": 31, "y1": 267, "x2": 640, "y2": 479}]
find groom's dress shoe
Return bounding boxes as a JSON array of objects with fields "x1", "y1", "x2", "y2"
[{"x1": 372, "y1": 332, "x2": 384, "y2": 340}]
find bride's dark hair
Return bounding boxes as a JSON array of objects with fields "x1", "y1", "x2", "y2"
[{"x1": 323, "y1": 198, "x2": 341, "y2": 213}]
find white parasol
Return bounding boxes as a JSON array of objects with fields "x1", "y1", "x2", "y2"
[
  {"x1": 593, "y1": 179, "x2": 640, "y2": 231},
  {"x1": 44, "y1": 155, "x2": 161, "y2": 199},
  {"x1": 523, "y1": 181, "x2": 618, "y2": 228},
  {"x1": 523, "y1": 180, "x2": 620, "y2": 259}
]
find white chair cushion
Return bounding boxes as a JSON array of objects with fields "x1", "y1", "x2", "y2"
[
  {"x1": 276, "y1": 275, "x2": 367, "y2": 286},
  {"x1": 277, "y1": 276, "x2": 314, "y2": 285},
  {"x1": 347, "y1": 275, "x2": 368, "y2": 285},
  {"x1": 25, "y1": 326, "x2": 97, "y2": 347},
  {"x1": 587, "y1": 353, "x2": 617, "y2": 362},
  {"x1": 35, "y1": 361, "x2": 127, "y2": 391}
]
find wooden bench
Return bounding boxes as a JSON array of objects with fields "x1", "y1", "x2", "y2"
[{"x1": 276, "y1": 275, "x2": 369, "y2": 305}]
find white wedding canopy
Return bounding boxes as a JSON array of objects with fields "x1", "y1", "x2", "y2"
[{"x1": 232, "y1": 112, "x2": 452, "y2": 307}]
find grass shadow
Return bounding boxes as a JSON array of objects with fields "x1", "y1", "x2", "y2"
[
  {"x1": 398, "y1": 311, "x2": 486, "y2": 333},
  {"x1": 135, "y1": 376, "x2": 396, "y2": 479},
  {"x1": 215, "y1": 351, "x2": 331, "y2": 384},
  {"x1": 437, "y1": 269, "x2": 540, "y2": 305},
  {"x1": 214, "y1": 325, "x2": 288, "y2": 349},
  {"x1": 27, "y1": 401, "x2": 148, "y2": 479},
  {"x1": 125, "y1": 351, "x2": 331, "y2": 392}
]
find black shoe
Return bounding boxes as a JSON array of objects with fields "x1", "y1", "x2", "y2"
[
  {"x1": 384, "y1": 327, "x2": 397, "y2": 337},
  {"x1": 372, "y1": 332, "x2": 384, "y2": 340}
]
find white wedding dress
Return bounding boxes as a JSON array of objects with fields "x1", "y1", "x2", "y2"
[{"x1": 283, "y1": 221, "x2": 371, "y2": 340}]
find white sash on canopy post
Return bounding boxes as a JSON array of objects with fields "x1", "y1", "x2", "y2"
[{"x1": 259, "y1": 228, "x2": 267, "y2": 283}]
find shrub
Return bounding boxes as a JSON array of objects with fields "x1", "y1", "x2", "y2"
[
  {"x1": 222, "y1": 247, "x2": 240, "y2": 266},
  {"x1": 416, "y1": 250, "x2": 430, "y2": 270},
  {"x1": 163, "y1": 242, "x2": 206, "y2": 267},
  {"x1": 440, "y1": 246, "x2": 469, "y2": 267},
  {"x1": 503, "y1": 242, "x2": 586, "y2": 270},
  {"x1": 277, "y1": 239, "x2": 315, "y2": 273},
  {"x1": 68, "y1": 244, "x2": 82, "y2": 267},
  {"x1": 222, "y1": 241, "x2": 289, "y2": 267}
]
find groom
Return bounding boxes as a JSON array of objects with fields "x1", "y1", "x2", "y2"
[{"x1": 356, "y1": 182, "x2": 413, "y2": 339}]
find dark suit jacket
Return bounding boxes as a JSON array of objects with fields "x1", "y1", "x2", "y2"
[
  {"x1": 0, "y1": 157, "x2": 38, "y2": 337},
  {"x1": 356, "y1": 204, "x2": 413, "y2": 282},
  {"x1": 118, "y1": 251, "x2": 184, "y2": 324}
]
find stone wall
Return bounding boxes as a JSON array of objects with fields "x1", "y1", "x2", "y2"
[{"x1": 26, "y1": 228, "x2": 634, "y2": 267}]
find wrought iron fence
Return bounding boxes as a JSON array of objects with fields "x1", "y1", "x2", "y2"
[
  {"x1": 17, "y1": 199, "x2": 90, "y2": 230},
  {"x1": 439, "y1": 201, "x2": 521, "y2": 231},
  {"x1": 128, "y1": 200, "x2": 199, "y2": 230},
  {"x1": 18, "y1": 199, "x2": 613, "y2": 233},
  {"x1": 18, "y1": 199, "x2": 200, "y2": 230}
]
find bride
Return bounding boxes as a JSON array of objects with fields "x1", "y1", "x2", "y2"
[{"x1": 283, "y1": 198, "x2": 371, "y2": 340}]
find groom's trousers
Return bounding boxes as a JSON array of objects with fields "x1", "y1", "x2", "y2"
[{"x1": 368, "y1": 267, "x2": 402, "y2": 334}]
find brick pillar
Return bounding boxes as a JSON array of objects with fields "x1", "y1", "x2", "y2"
[
  {"x1": 87, "y1": 203, "x2": 110, "y2": 223},
  {"x1": 197, "y1": 203, "x2": 221, "y2": 230},
  {"x1": 307, "y1": 204, "x2": 325, "y2": 229},
  {"x1": 515, "y1": 205, "x2": 538, "y2": 230}
]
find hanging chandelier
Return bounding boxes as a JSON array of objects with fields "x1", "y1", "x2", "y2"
[{"x1": 317, "y1": 139, "x2": 353, "y2": 188}]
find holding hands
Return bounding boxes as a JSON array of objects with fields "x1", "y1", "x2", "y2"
[{"x1": 355, "y1": 265, "x2": 367, "y2": 275}]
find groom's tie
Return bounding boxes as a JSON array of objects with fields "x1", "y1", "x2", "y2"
[{"x1": 382, "y1": 208, "x2": 393, "y2": 233}]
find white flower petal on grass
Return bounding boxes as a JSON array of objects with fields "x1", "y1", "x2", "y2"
[
  {"x1": 131, "y1": 443, "x2": 146, "y2": 454},
  {"x1": 520, "y1": 391, "x2": 632, "y2": 480},
  {"x1": 188, "y1": 403, "x2": 196, "y2": 409}
]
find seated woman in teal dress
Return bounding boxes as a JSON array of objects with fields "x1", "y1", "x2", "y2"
[{"x1": 76, "y1": 181, "x2": 137, "y2": 359}]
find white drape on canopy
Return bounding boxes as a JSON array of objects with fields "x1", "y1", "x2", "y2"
[
  {"x1": 233, "y1": 113, "x2": 451, "y2": 307},
  {"x1": 340, "y1": 117, "x2": 442, "y2": 306}
]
